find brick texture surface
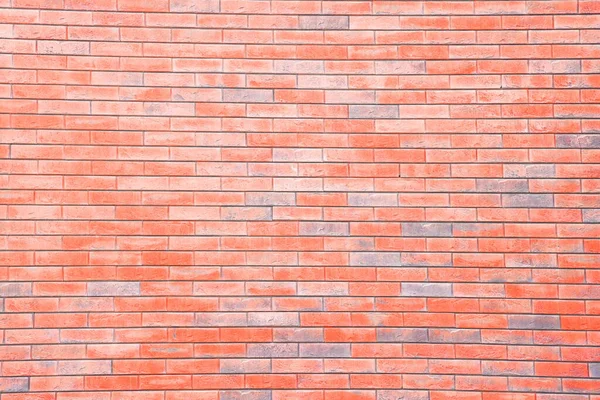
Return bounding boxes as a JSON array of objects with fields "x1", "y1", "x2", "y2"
[{"x1": 1, "y1": 0, "x2": 600, "y2": 399}]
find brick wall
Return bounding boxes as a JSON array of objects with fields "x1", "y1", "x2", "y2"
[{"x1": 1, "y1": 0, "x2": 600, "y2": 399}]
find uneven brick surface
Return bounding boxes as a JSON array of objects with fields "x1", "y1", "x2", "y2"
[{"x1": 1, "y1": 0, "x2": 600, "y2": 399}]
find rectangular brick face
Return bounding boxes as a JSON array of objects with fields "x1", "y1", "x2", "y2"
[{"x1": 1, "y1": 0, "x2": 599, "y2": 399}]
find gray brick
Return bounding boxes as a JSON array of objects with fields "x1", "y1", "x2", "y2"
[
  {"x1": 87, "y1": 282, "x2": 139, "y2": 296},
  {"x1": 220, "y1": 297, "x2": 271, "y2": 312},
  {"x1": 248, "y1": 312, "x2": 299, "y2": 326},
  {"x1": 299, "y1": 16, "x2": 349, "y2": 29},
  {"x1": 375, "y1": 61, "x2": 426, "y2": 75},
  {"x1": 504, "y1": 164, "x2": 555, "y2": 178},
  {"x1": 349, "y1": 105, "x2": 398, "y2": 119},
  {"x1": 39, "y1": 41, "x2": 89, "y2": 55},
  {"x1": 298, "y1": 75, "x2": 348, "y2": 89},
  {"x1": 171, "y1": 0, "x2": 219, "y2": 12},
  {"x1": 0, "y1": 283, "x2": 32, "y2": 297},
  {"x1": 273, "y1": 148, "x2": 323, "y2": 162},
  {"x1": 401, "y1": 253, "x2": 452, "y2": 267},
  {"x1": 483, "y1": 331, "x2": 532, "y2": 344},
  {"x1": 583, "y1": 209, "x2": 600, "y2": 222},
  {"x1": 220, "y1": 391, "x2": 272, "y2": 400},
  {"x1": 453, "y1": 223, "x2": 503, "y2": 236},
  {"x1": 348, "y1": 193, "x2": 398, "y2": 206},
  {"x1": 429, "y1": 328, "x2": 481, "y2": 343},
  {"x1": 557, "y1": 134, "x2": 600, "y2": 148},
  {"x1": 144, "y1": 102, "x2": 194, "y2": 116},
  {"x1": 222, "y1": 207, "x2": 272, "y2": 221},
  {"x1": 590, "y1": 363, "x2": 600, "y2": 377},
  {"x1": 220, "y1": 359, "x2": 271, "y2": 374},
  {"x1": 273, "y1": 328, "x2": 323, "y2": 342},
  {"x1": 350, "y1": 252, "x2": 401, "y2": 267},
  {"x1": 299, "y1": 222, "x2": 348, "y2": 236},
  {"x1": 58, "y1": 360, "x2": 112, "y2": 375},
  {"x1": 502, "y1": 194, "x2": 553, "y2": 208},
  {"x1": 246, "y1": 192, "x2": 295, "y2": 206},
  {"x1": 402, "y1": 283, "x2": 452, "y2": 297},
  {"x1": 0, "y1": 377, "x2": 29, "y2": 393},
  {"x1": 477, "y1": 179, "x2": 528, "y2": 192},
  {"x1": 378, "y1": 391, "x2": 429, "y2": 400},
  {"x1": 195, "y1": 313, "x2": 247, "y2": 326},
  {"x1": 300, "y1": 343, "x2": 350, "y2": 358},
  {"x1": 482, "y1": 360, "x2": 533, "y2": 376},
  {"x1": 247, "y1": 343, "x2": 298, "y2": 358},
  {"x1": 402, "y1": 223, "x2": 452, "y2": 237},
  {"x1": 377, "y1": 328, "x2": 428, "y2": 342},
  {"x1": 96, "y1": 72, "x2": 142, "y2": 86},
  {"x1": 528, "y1": 60, "x2": 580, "y2": 74},
  {"x1": 274, "y1": 60, "x2": 324, "y2": 73},
  {"x1": 505, "y1": 254, "x2": 557, "y2": 269},
  {"x1": 508, "y1": 315, "x2": 560, "y2": 330},
  {"x1": 223, "y1": 89, "x2": 273, "y2": 103},
  {"x1": 299, "y1": 282, "x2": 348, "y2": 296}
]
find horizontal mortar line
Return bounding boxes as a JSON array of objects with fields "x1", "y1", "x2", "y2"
[
  {"x1": 4, "y1": 100, "x2": 600, "y2": 106},
  {"x1": 2, "y1": 71, "x2": 599, "y2": 77},
  {"x1": 1, "y1": 168, "x2": 599, "y2": 173},
  {"x1": 3, "y1": 6, "x2": 600, "y2": 14},
  {"x1": 1, "y1": 12, "x2": 599, "y2": 18},
  {"x1": 3, "y1": 114, "x2": 600, "y2": 118},
  {"x1": 0, "y1": 287, "x2": 594, "y2": 292},
  {"x1": 1, "y1": 372, "x2": 599, "y2": 378},
  {"x1": 3, "y1": 310, "x2": 597, "y2": 316},
  {"x1": 1, "y1": 13, "x2": 599, "y2": 20},
  {"x1": 4, "y1": 38, "x2": 600, "y2": 45},
  {"x1": 2, "y1": 103, "x2": 600, "y2": 108},
  {"x1": 1, "y1": 290, "x2": 597, "y2": 296},
  {"x1": 5, "y1": 51, "x2": 598, "y2": 59},
  {"x1": 4, "y1": 115, "x2": 600, "y2": 120},
  {"x1": 0, "y1": 350, "x2": 596, "y2": 358},
  {"x1": 9, "y1": 390, "x2": 600, "y2": 396}
]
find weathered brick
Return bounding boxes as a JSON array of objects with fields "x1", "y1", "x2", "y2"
[
  {"x1": 247, "y1": 344, "x2": 298, "y2": 358},
  {"x1": 300, "y1": 344, "x2": 350, "y2": 358},
  {"x1": 349, "y1": 105, "x2": 399, "y2": 119},
  {"x1": 378, "y1": 391, "x2": 429, "y2": 400},
  {"x1": 502, "y1": 194, "x2": 554, "y2": 208},
  {"x1": 220, "y1": 391, "x2": 272, "y2": 400},
  {"x1": 348, "y1": 193, "x2": 398, "y2": 206},
  {"x1": 299, "y1": 222, "x2": 349, "y2": 236},
  {"x1": 223, "y1": 89, "x2": 273, "y2": 103},
  {"x1": 583, "y1": 209, "x2": 600, "y2": 222},
  {"x1": 248, "y1": 312, "x2": 299, "y2": 326},
  {"x1": 557, "y1": 134, "x2": 600, "y2": 148},
  {"x1": 246, "y1": 192, "x2": 296, "y2": 206},
  {"x1": 402, "y1": 223, "x2": 452, "y2": 237},
  {"x1": 299, "y1": 16, "x2": 349, "y2": 29},
  {"x1": 377, "y1": 328, "x2": 428, "y2": 342},
  {"x1": 171, "y1": 0, "x2": 220, "y2": 12},
  {"x1": 220, "y1": 360, "x2": 271, "y2": 374},
  {"x1": 87, "y1": 282, "x2": 140, "y2": 296},
  {"x1": 273, "y1": 328, "x2": 324, "y2": 343},
  {"x1": 401, "y1": 283, "x2": 452, "y2": 297},
  {"x1": 349, "y1": 252, "x2": 401, "y2": 267},
  {"x1": 508, "y1": 315, "x2": 560, "y2": 330},
  {"x1": 196, "y1": 313, "x2": 248, "y2": 327},
  {"x1": 0, "y1": 377, "x2": 29, "y2": 393}
]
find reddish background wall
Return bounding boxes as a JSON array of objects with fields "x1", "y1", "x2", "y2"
[{"x1": 1, "y1": 0, "x2": 600, "y2": 399}]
